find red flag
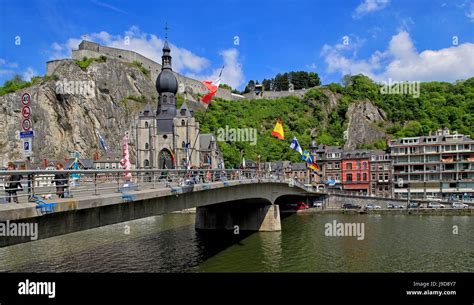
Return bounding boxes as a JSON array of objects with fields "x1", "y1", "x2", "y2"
[{"x1": 201, "y1": 66, "x2": 224, "y2": 105}]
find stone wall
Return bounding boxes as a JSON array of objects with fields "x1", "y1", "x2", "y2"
[{"x1": 242, "y1": 89, "x2": 308, "y2": 100}]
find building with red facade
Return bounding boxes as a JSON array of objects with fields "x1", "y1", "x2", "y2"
[{"x1": 341, "y1": 150, "x2": 371, "y2": 193}]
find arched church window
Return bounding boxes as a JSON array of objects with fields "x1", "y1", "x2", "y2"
[
  {"x1": 145, "y1": 121, "x2": 149, "y2": 128},
  {"x1": 181, "y1": 119, "x2": 185, "y2": 126},
  {"x1": 145, "y1": 143, "x2": 149, "y2": 150},
  {"x1": 144, "y1": 159, "x2": 150, "y2": 167}
]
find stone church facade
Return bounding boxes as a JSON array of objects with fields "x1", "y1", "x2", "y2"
[{"x1": 135, "y1": 37, "x2": 223, "y2": 170}]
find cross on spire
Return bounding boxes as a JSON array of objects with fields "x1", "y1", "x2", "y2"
[{"x1": 164, "y1": 22, "x2": 169, "y2": 40}]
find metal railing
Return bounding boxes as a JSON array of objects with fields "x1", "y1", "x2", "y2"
[{"x1": 0, "y1": 169, "x2": 318, "y2": 204}]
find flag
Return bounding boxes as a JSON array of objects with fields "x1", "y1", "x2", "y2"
[
  {"x1": 95, "y1": 130, "x2": 108, "y2": 152},
  {"x1": 301, "y1": 150, "x2": 314, "y2": 163},
  {"x1": 119, "y1": 133, "x2": 132, "y2": 182},
  {"x1": 201, "y1": 66, "x2": 224, "y2": 104},
  {"x1": 309, "y1": 162, "x2": 319, "y2": 171},
  {"x1": 271, "y1": 118, "x2": 284, "y2": 140},
  {"x1": 289, "y1": 137, "x2": 303, "y2": 155}
]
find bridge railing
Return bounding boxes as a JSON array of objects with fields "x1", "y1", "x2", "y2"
[{"x1": 0, "y1": 168, "x2": 286, "y2": 203}]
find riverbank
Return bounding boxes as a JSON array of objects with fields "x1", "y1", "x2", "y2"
[{"x1": 293, "y1": 207, "x2": 474, "y2": 216}]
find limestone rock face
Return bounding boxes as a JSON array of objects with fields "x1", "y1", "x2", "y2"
[
  {"x1": 344, "y1": 99, "x2": 387, "y2": 150},
  {"x1": 0, "y1": 58, "x2": 157, "y2": 166}
]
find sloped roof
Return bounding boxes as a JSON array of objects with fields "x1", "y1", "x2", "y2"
[{"x1": 176, "y1": 101, "x2": 192, "y2": 118}]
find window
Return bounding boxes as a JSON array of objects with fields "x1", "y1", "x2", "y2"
[
  {"x1": 145, "y1": 143, "x2": 149, "y2": 150},
  {"x1": 384, "y1": 173, "x2": 389, "y2": 181},
  {"x1": 356, "y1": 162, "x2": 360, "y2": 169},
  {"x1": 378, "y1": 173, "x2": 383, "y2": 181},
  {"x1": 347, "y1": 174, "x2": 353, "y2": 181},
  {"x1": 363, "y1": 173, "x2": 367, "y2": 181},
  {"x1": 335, "y1": 174, "x2": 340, "y2": 180},
  {"x1": 346, "y1": 163, "x2": 352, "y2": 170},
  {"x1": 335, "y1": 162, "x2": 340, "y2": 169},
  {"x1": 144, "y1": 159, "x2": 150, "y2": 167},
  {"x1": 357, "y1": 173, "x2": 361, "y2": 181},
  {"x1": 385, "y1": 185, "x2": 389, "y2": 191},
  {"x1": 181, "y1": 119, "x2": 185, "y2": 126},
  {"x1": 372, "y1": 173, "x2": 376, "y2": 180},
  {"x1": 371, "y1": 164, "x2": 375, "y2": 171},
  {"x1": 362, "y1": 162, "x2": 367, "y2": 170},
  {"x1": 327, "y1": 163, "x2": 332, "y2": 169},
  {"x1": 145, "y1": 121, "x2": 149, "y2": 128}
]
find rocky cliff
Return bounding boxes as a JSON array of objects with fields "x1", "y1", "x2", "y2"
[
  {"x1": 0, "y1": 57, "x2": 158, "y2": 166},
  {"x1": 343, "y1": 99, "x2": 387, "y2": 150}
]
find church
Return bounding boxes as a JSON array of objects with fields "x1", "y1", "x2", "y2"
[{"x1": 135, "y1": 36, "x2": 224, "y2": 170}]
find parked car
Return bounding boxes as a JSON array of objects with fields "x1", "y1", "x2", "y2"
[
  {"x1": 387, "y1": 203, "x2": 404, "y2": 209},
  {"x1": 408, "y1": 202, "x2": 421, "y2": 208},
  {"x1": 342, "y1": 203, "x2": 361, "y2": 209},
  {"x1": 427, "y1": 202, "x2": 445, "y2": 208},
  {"x1": 313, "y1": 202, "x2": 323, "y2": 208},
  {"x1": 451, "y1": 202, "x2": 469, "y2": 209},
  {"x1": 366, "y1": 204, "x2": 381, "y2": 209}
]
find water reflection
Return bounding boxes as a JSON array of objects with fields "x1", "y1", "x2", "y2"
[{"x1": 0, "y1": 213, "x2": 472, "y2": 272}]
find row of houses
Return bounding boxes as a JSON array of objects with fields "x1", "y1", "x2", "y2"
[
  {"x1": 244, "y1": 128, "x2": 474, "y2": 201},
  {"x1": 314, "y1": 128, "x2": 474, "y2": 201}
]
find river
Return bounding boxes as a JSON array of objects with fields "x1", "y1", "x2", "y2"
[{"x1": 0, "y1": 212, "x2": 472, "y2": 272}]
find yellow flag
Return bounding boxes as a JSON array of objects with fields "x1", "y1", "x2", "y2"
[{"x1": 271, "y1": 118, "x2": 284, "y2": 140}]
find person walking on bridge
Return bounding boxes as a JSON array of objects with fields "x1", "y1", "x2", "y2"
[
  {"x1": 52, "y1": 163, "x2": 67, "y2": 198},
  {"x1": 4, "y1": 162, "x2": 23, "y2": 204}
]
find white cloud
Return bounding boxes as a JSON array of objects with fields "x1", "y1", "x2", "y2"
[
  {"x1": 467, "y1": 3, "x2": 474, "y2": 21},
  {"x1": 0, "y1": 58, "x2": 18, "y2": 76},
  {"x1": 321, "y1": 30, "x2": 474, "y2": 83},
  {"x1": 186, "y1": 48, "x2": 244, "y2": 89},
  {"x1": 22, "y1": 67, "x2": 38, "y2": 81},
  {"x1": 353, "y1": 0, "x2": 389, "y2": 19}
]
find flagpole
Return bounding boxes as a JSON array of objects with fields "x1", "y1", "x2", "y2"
[
  {"x1": 187, "y1": 101, "x2": 211, "y2": 169},
  {"x1": 188, "y1": 66, "x2": 223, "y2": 169}
]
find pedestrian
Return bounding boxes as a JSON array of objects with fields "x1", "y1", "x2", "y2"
[
  {"x1": 52, "y1": 163, "x2": 67, "y2": 198},
  {"x1": 5, "y1": 162, "x2": 23, "y2": 204}
]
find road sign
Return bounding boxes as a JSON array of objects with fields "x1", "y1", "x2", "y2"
[
  {"x1": 21, "y1": 93, "x2": 31, "y2": 106},
  {"x1": 22, "y1": 139, "x2": 32, "y2": 157},
  {"x1": 22, "y1": 119, "x2": 32, "y2": 131},
  {"x1": 20, "y1": 130, "x2": 34, "y2": 138},
  {"x1": 22, "y1": 106, "x2": 31, "y2": 118}
]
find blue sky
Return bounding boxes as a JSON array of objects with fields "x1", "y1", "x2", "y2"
[{"x1": 0, "y1": 0, "x2": 473, "y2": 90}]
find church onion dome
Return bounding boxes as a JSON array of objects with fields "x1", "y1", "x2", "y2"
[{"x1": 156, "y1": 69, "x2": 178, "y2": 94}]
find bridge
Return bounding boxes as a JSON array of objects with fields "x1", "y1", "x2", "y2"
[{"x1": 0, "y1": 169, "x2": 325, "y2": 247}]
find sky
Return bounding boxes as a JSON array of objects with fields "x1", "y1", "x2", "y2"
[{"x1": 0, "y1": 0, "x2": 473, "y2": 90}]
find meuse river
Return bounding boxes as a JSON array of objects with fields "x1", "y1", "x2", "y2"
[{"x1": 0, "y1": 212, "x2": 473, "y2": 272}]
